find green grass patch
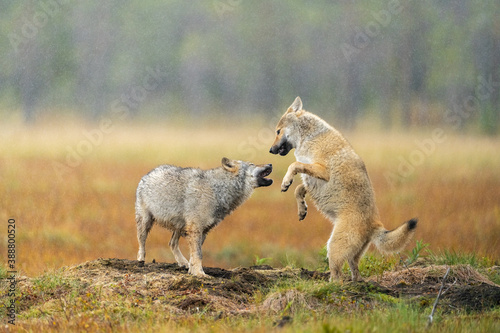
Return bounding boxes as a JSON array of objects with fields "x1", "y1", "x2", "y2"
[{"x1": 428, "y1": 248, "x2": 493, "y2": 267}]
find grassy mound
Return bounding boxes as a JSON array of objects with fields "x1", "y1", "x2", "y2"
[{"x1": 2, "y1": 258, "x2": 499, "y2": 332}]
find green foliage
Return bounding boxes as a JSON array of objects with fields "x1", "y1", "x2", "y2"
[
  {"x1": 318, "y1": 245, "x2": 329, "y2": 272},
  {"x1": 253, "y1": 255, "x2": 272, "y2": 266},
  {"x1": 322, "y1": 323, "x2": 342, "y2": 333},
  {"x1": 32, "y1": 270, "x2": 84, "y2": 301},
  {"x1": 359, "y1": 254, "x2": 398, "y2": 279},
  {"x1": 406, "y1": 240, "x2": 430, "y2": 265},
  {"x1": 310, "y1": 282, "x2": 344, "y2": 300},
  {"x1": 426, "y1": 249, "x2": 500, "y2": 285},
  {"x1": 271, "y1": 246, "x2": 316, "y2": 269},
  {"x1": 428, "y1": 249, "x2": 493, "y2": 268},
  {"x1": 486, "y1": 267, "x2": 500, "y2": 285}
]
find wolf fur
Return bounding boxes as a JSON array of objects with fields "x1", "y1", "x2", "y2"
[
  {"x1": 135, "y1": 157, "x2": 273, "y2": 277},
  {"x1": 270, "y1": 97, "x2": 417, "y2": 282}
]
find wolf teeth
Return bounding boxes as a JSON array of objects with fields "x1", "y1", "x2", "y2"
[{"x1": 260, "y1": 168, "x2": 272, "y2": 177}]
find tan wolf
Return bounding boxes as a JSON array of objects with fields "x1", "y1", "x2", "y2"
[
  {"x1": 135, "y1": 158, "x2": 273, "y2": 277},
  {"x1": 269, "y1": 97, "x2": 417, "y2": 282}
]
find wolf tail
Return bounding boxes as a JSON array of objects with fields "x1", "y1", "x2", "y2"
[{"x1": 372, "y1": 218, "x2": 418, "y2": 253}]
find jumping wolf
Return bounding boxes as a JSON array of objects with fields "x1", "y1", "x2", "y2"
[
  {"x1": 135, "y1": 158, "x2": 273, "y2": 277},
  {"x1": 270, "y1": 97, "x2": 417, "y2": 282}
]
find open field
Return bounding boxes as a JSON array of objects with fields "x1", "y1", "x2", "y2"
[
  {"x1": 0, "y1": 118, "x2": 499, "y2": 331},
  {"x1": 1, "y1": 119, "x2": 499, "y2": 276}
]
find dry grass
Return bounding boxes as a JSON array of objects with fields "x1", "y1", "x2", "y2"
[
  {"x1": 1, "y1": 118, "x2": 499, "y2": 276},
  {"x1": 370, "y1": 264, "x2": 499, "y2": 288}
]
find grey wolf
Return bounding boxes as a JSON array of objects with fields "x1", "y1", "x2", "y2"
[
  {"x1": 269, "y1": 97, "x2": 417, "y2": 282},
  {"x1": 135, "y1": 158, "x2": 273, "y2": 277}
]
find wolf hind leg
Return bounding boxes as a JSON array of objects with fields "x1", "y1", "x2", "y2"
[
  {"x1": 295, "y1": 184, "x2": 308, "y2": 221},
  {"x1": 326, "y1": 228, "x2": 344, "y2": 282},
  {"x1": 169, "y1": 229, "x2": 189, "y2": 268},
  {"x1": 347, "y1": 240, "x2": 370, "y2": 282},
  {"x1": 136, "y1": 212, "x2": 154, "y2": 262},
  {"x1": 327, "y1": 223, "x2": 369, "y2": 282}
]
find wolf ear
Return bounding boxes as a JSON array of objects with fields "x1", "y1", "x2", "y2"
[
  {"x1": 222, "y1": 157, "x2": 237, "y2": 172},
  {"x1": 287, "y1": 96, "x2": 303, "y2": 113}
]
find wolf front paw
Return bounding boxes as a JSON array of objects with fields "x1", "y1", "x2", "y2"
[
  {"x1": 188, "y1": 263, "x2": 212, "y2": 278},
  {"x1": 198, "y1": 272, "x2": 212, "y2": 278},
  {"x1": 176, "y1": 258, "x2": 189, "y2": 268},
  {"x1": 189, "y1": 269, "x2": 211, "y2": 278},
  {"x1": 298, "y1": 205, "x2": 307, "y2": 221},
  {"x1": 281, "y1": 179, "x2": 293, "y2": 192}
]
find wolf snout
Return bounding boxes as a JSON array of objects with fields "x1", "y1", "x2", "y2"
[
  {"x1": 270, "y1": 141, "x2": 292, "y2": 156},
  {"x1": 257, "y1": 164, "x2": 273, "y2": 187},
  {"x1": 269, "y1": 145, "x2": 281, "y2": 155}
]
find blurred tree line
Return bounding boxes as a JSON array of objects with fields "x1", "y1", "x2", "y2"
[{"x1": 1, "y1": 0, "x2": 499, "y2": 133}]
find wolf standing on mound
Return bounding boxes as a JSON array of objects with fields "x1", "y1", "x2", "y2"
[
  {"x1": 135, "y1": 158, "x2": 273, "y2": 277},
  {"x1": 270, "y1": 97, "x2": 417, "y2": 282}
]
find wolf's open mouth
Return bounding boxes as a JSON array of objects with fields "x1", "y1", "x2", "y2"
[
  {"x1": 278, "y1": 145, "x2": 287, "y2": 155},
  {"x1": 276, "y1": 141, "x2": 293, "y2": 156},
  {"x1": 257, "y1": 165, "x2": 273, "y2": 187},
  {"x1": 260, "y1": 168, "x2": 271, "y2": 178}
]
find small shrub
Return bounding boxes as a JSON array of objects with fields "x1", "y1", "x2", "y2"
[
  {"x1": 406, "y1": 240, "x2": 429, "y2": 265},
  {"x1": 254, "y1": 255, "x2": 272, "y2": 266}
]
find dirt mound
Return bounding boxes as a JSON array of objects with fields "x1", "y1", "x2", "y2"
[
  {"x1": 367, "y1": 264, "x2": 500, "y2": 312},
  {"x1": 60, "y1": 258, "x2": 296, "y2": 315},
  {"x1": 67, "y1": 259, "x2": 500, "y2": 313},
  {"x1": 6, "y1": 258, "x2": 500, "y2": 322}
]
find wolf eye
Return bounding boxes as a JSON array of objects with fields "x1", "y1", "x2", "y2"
[{"x1": 277, "y1": 129, "x2": 281, "y2": 135}]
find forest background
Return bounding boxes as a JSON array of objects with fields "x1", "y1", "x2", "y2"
[{"x1": 1, "y1": 0, "x2": 499, "y2": 134}]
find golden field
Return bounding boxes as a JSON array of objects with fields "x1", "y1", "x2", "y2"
[{"x1": 1, "y1": 117, "x2": 499, "y2": 276}]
